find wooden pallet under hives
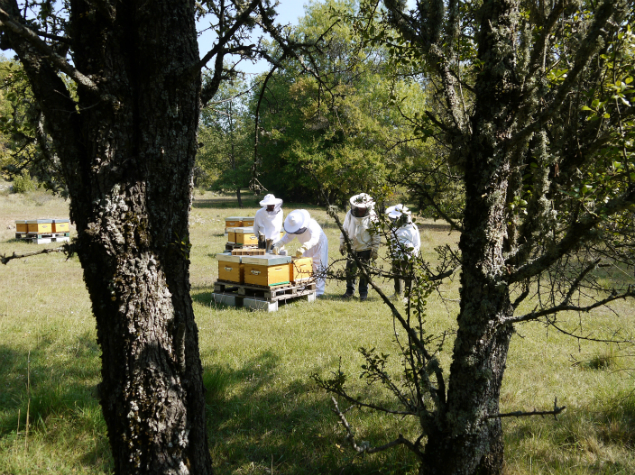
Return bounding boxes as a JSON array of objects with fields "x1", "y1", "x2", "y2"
[
  {"x1": 15, "y1": 232, "x2": 70, "y2": 244},
  {"x1": 212, "y1": 279, "x2": 317, "y2": 312}
]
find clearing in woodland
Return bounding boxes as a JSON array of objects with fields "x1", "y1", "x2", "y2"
[{"x1": 0, "y1": 186, "x2": 634, "y2": 474}]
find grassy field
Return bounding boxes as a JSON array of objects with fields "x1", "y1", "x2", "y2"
[{"x1": 1, "y1": 184, "x2": 634, "y2": 474}]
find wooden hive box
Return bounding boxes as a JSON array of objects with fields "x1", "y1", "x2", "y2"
[
  {"x1": 291, "y1": 257, "x2": 313, "y2": 282},
  {"x1": 225, "y1": 216, "x2": 243, "y2": 229},
  {"x1": 217, "y1": 253, "x2": 244, "y2": 283},
  {"x1": 234, "y1": 227, "x2": 258, "y2": 246},
  {"x1": 232, "y1": 248, "x2": 265, "y2": 256},
  {"x1": 52, "y1": 218, "x2": 70, "y2": 233},
  {"x1": 242, "y1": 255, "x2": 292, "y2": 287},
  {"x1": 242, "y1": 217, "x2": 254, "y2": 227},
  {"x1": 15, "y1": 220, "x2": 28, "y2": 233},
  {"x1": 27, "y1": 218, "x2": 52, "y2": 234},
  {"x1": 226, "y1": 227, "x2": 238, "y2": 243}
]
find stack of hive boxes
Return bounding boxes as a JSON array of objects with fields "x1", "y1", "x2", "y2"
[
  {"x1": 216, "y1": 252, "x2": 313, "y2": 287},
  {"x1": 225, "y1": 216, "x2": 257, "y2": 247},
  {"x1": 15, "y1": 218, "x2": 71, "y2": 241}
]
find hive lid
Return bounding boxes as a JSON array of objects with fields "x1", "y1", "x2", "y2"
[
  {"x1": 234, "y1": 227, "x2": 254, "y2": 234},
  {"x1": 52, "y1": 218, "x2": 70, "y2": 223},
  {"x1": 26, "y1": 218, "x2": 53, "y2": 223},
  {"x1": 225, "y1": 216, "x2": 244, "y2": 221},
  {"x1": 216, "y1": 252, "x2": 242, "y2": 263},
  {"x1": 241, "y1": 255, "x2": 292, "y2": 266}
]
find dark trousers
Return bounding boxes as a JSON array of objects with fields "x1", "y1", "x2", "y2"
[
  {"x1": 392, "y1": 259, "x2": 413, "y2": 295},
  {"x1": 345, "y1": 250, "x2": 372, "y2": 296}
]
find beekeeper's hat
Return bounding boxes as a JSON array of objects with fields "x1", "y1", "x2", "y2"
[
  {"x1": 260, "y1": 194, "x2": 283, "y2": 207},
  {"x1": 386, "y1": 204, "x2": 411, "y2": 220},
  {"x1": 350, "y1": 193, "x2": 375, "y2": 209},
  {"x1": 284, "y1": 209, "x2": 310, "y2": 234}
]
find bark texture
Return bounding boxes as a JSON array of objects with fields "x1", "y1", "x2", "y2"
[{"x1": 2, "y1": 0, "x2": 211, "y2": 473}]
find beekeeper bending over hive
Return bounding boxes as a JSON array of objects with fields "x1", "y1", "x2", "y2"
[
  {"x1": 273, "y1": 209, "x2": 328, "y2": 296},
  {"x1": 253, "y1": 194, "x2": 284, "y2": 248},
  {"x1": 340, "y1": 193, "x2": 381, "y2": 301},
  {"x1": 386, "y1": 204, "x2": 421, "y2": 300}
]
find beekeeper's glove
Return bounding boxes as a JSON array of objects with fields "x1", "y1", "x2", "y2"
[{"x1": 296, "y1": 245, "x2": 307, "y2": 257}]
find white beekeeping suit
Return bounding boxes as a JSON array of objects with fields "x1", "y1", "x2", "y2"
[
  {"x1": 386, "y1": 204, "x2": 421, "y2": 258},
  {"x1": 253, "y1": 194, "x2": 284, "y2": 241},
  {"x1": 274, "y1": 209, "x2": 329, "y2": 296},
  {"x1": 339, "y1": 193, "x2": 381, "y2": 255}
]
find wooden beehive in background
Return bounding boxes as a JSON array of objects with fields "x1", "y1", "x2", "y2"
[
  {"x1": 242, "y1": 217, "x2": 254, "y2": 227},
  {"x1": 226, "y1": 228, "x2": 237, "y2": 243},
  {"x1": 52, "y1": 218, "x2": 70, "y2": 233},
  {"x1": 291, "y1": 257, "x2": 313, "y2": 282},
  {"x1": 27, "y1": 219, "x2": 52, "y2": 234},
  {"x1": 242, "y1": 255, "x2": 292, "y2": 286},
  {"x1": 217, "y1": 253, "x2": 244, "y2": 283},
  {"x1": 225, "y1": 216, "x2": 243, "y2": 229},
  {"x1": 15, "y1": 220, "x2": 28, "y2": 233}
]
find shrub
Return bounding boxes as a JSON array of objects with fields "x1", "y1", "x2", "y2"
[{"x1": 11, "y1": 171, "x2": 37, "y2": 193}]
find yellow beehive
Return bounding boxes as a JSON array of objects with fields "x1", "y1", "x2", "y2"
[
  {"x1": 242, "y1": 217, "x2": 254, "y2": 227},
  {"x1": 15, "y1": 220, "x2": 28, "y2": 233},
  {"x1": 226, "y1": 227, "x2": 237, "y2": 243},
  {"x1": 234, "y1": 227, "x2": 258, "y2": 245},
  {"x1": 242, "y1": 255, "x2": 292, "y2": 286},
  {"x1": 52, "y1": 218, "x2": 70, "y2": 233},
  {"x1": 27, "y1": 219, "x2": 52, "y2": 234},
  {"x1": 217, "y1": 253, "x2": 243, "y2": 283},
  {"x1": 290, "y1": 257, "x2": 313, "y2": 282},
  {"x1": 225, "y1": 216, "x2": 243, "y2": 228}
]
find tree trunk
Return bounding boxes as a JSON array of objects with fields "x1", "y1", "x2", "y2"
[
  {"x1": 420, "y1": 149, "x2": 513, "y2": 474},
  {"x1": 421, "y1": 2, "x2": 520, "y2": 473},
  {"x1": 236, "y1": 187, "x2": 243, "y2": 208},
  {"x1": 5, "y1": 1, "x2": 212, "y2": 473}
]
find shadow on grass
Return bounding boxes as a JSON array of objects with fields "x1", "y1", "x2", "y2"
[
  {"x1": 504, "y1": 389, "x2": 635, "y2": 473},
  {"x1": 0, "y1": 333, "x2": 113, "y2": 471},
  {"x1": 192, "y1": 287, "x2": 214, "y2": 307},
  {"x1": 203, "y1": 351, "x2": 419, "y2": 475},
  {"x1": 193, "y1": 198, "x2": 261, "y2": 209}
]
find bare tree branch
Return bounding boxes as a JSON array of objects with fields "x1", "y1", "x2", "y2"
[
  {"x1": 506, "y1": 289, "x2": 635, "y2": 324},
  {"x1": 331, "y1": 396, "x2": 425, "y2": 459},
  {"x1": 508, "y1": 185, "x2": 635, "y2": 283},
  {"x1": 488, "y1": 397, "x2": 566, "y2": 419},
  {"x1": 1, "y1": 244, "x2": 69, "y2": 265},
  {"x1": 0, "y1": 6, "x2": 100, "y2": 95}
]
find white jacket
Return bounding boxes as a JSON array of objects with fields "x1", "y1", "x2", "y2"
[
  {"x1": 339, "y1": 210, "x2": 380, "y2": 252},
  {"x1": 388, "y1": 223, "x2": 421, "y2": 258},
  {"x1": 252, "y1": 206, "x2": 283, "y2": 241},
  {"x1": 276, "y1": 218, "x2": 329, "y2": 295}
]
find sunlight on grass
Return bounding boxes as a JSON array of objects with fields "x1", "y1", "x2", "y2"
[{"x1": 1, "y1": 185, "x2": 634, "y2": 474}]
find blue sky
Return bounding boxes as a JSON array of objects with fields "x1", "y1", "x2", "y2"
[{"x1": 197, "y1": 0, "x2": 309, "y2": 77}]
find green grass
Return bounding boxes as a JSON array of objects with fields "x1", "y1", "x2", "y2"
[{"x1": 1, "y1": 184, "x2": 634, "y2": 474}]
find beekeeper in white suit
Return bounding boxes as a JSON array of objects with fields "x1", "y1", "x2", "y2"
[
  {"x1": 273, "y1": 209, "x2": 328, "y2": 296},
  {"x1": 340, "y1": 193, "x2": 381, "y2": 301},
  {"x1": 386, "y1": 204, "x2": 421, "y2": 299},
  {"x1": 253, "y1": 194, "x2": 284, "y2": 248}
]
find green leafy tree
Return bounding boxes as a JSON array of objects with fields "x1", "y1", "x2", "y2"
[
  {"x1": 0, "y1": 57, "x2": 65, "y2": 192},
  {"x1": 253, "y1": 0, "x2": 431, "y2": 206},
  {"x1": 197, "y1": 76, "x2": 253, "y2": 207}
]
